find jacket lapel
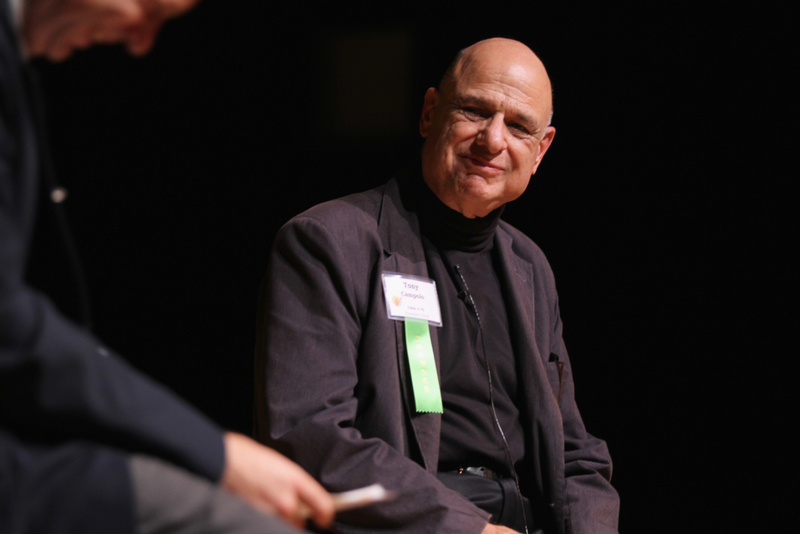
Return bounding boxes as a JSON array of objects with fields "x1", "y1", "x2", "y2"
[
  {"x1": 494, "y1": 226, "x2": 566, "y2": 512},
  {"x1": 377, "y1": 177, "x2": 442, "y2": 474}
]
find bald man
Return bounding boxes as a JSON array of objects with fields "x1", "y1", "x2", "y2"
[
  {"x1": 0, "y1": 1, "x2": 333, "y2": 533},
  {"x1": 255, "y1": 39, "x2": 620, "y2": 534}
]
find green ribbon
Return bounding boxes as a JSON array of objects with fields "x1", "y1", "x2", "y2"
[{"x1": 404, "y1": 319, "x2": 443, "y2": 414}]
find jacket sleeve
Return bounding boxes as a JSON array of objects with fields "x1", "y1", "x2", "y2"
[
  {"x1": 550, "y1": 295, "x2": 620, "y2": 534},
  {"x1": 255, "y1": 214, "x2": 490, "y2": 534},
  {"x1": 0, "y1": 97, "x2": 225, "y2": 482}
]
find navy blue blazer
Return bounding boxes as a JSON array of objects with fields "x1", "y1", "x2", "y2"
[{"x1": 0, "y1": 3, "x2": 224, "y2": 532}]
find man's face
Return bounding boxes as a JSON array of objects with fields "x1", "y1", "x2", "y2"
[
  {"x1": 23, "y1": 0, "x2": 199, "y2": 61},
  {"x1": 420, "y1": 39, "x2": 556, "y2": 218}
]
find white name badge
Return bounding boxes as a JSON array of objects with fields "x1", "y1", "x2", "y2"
[{"x1": 381, "y1": 272, "x2": 442, "y2": 327}]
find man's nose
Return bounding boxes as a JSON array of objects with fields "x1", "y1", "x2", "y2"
[{"x1": 477, "y1": 114, "x2": 507, "y2": 153}]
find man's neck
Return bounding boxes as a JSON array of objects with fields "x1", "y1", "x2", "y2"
[{"x1": 410, "y1": 170, "x2": 504, "y2": 253}]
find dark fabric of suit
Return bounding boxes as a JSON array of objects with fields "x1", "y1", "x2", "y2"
[
  {"x1": 254, "y1": 173, "x2": 620, "y2": 533},
  {"x1": 0, "y1": 3, "x2": 225, "y2": 532}
]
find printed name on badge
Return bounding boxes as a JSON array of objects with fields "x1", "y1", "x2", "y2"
[{"x1": 381, "y1": 272, "x2": 442, "y2": 327}]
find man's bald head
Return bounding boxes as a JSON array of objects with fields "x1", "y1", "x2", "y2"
[
  {"x1": 440, "y1": 39, "x2": 553, "y2": 125},
  {"x1": 419, "y1": 38, "x2": 556, "y2": 218}
]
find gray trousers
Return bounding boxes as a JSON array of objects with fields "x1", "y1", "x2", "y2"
[{"x1": 129, "y1": 455, "x2": 305, "y2": 534}]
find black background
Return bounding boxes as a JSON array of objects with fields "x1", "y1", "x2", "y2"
[{"x1": 30, "y1": 1, "x2": 794, "y2": 531}]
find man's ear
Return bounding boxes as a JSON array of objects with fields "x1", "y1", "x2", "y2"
[
  {"x1": 419, "y1": 87, "x2": 439, "y2": 138},
  {"x1": 531, "y1": 126, "x2": 556, "y2": 175}
]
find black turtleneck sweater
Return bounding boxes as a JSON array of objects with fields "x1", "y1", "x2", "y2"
[{"x1": 400, "y1": 170, "x2": 526, "y2": 477}]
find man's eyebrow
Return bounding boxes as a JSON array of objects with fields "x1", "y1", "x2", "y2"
[{"x1": 451, "y1": 94, "x2": 539, "y2": 132}]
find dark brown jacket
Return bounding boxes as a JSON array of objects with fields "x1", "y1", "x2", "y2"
[{"x1": 255, "y1": 176, "x2": 619, "y2": 534}]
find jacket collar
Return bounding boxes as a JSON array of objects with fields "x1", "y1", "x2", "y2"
[{"x1": 377, "y1": 172, "x2": 426, "y2": 262}]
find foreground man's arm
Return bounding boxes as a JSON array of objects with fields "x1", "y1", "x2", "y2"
[{"x1": 2, "y1": 2, "x2": 334, "y2": 529}]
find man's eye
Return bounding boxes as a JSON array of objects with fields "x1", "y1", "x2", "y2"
[
  {"x1": 508, "y1": 123, "x2": 531, "y2": 135},
  {"x1": 463, "y1": 107, "x2": 486, "y2": 119}
]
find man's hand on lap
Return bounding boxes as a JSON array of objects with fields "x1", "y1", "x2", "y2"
[{"x1": 221, "y1": 432, "x2": 334, "y2": 529}]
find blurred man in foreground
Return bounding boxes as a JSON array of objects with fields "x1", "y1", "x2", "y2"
[{"x1": 0, "y1": 1, "x2": 333, "y2": 532}]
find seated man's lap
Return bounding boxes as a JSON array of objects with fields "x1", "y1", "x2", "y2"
[
  {"x1": 0, "y1": 433, "x2": 133, "y2": 534},
  {"x1": 129, "y1": 453, "x2": 302, "y2": 534},
  {"x1": 0, "y1": 433, "x2": 302, "y2": 534}
]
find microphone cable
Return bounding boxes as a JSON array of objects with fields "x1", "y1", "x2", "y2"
[{"x1": 454, "y1": 263, "x2": 529, "y2": 534}]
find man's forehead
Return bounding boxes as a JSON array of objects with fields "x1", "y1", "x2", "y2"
[
  {"x1": 450, "y1": 68, "x2": 549, "y2": 120},
  {"x1": 455, "y1": 72, "x2": 541, "y2": 100},
  {"x1": 450, "y1": 49, "x2": 550, "y2": 107}
]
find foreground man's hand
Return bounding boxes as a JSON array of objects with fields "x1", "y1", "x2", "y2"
[
  {"x1": 23, "y1": 0, "x2": 201, "y2": 61},
  {"x1": 482, "y1": 524, "x2": 522, "y2": 534},
  {"x1": 221, "y1": 432, "x2": 334, "y2": 529}
]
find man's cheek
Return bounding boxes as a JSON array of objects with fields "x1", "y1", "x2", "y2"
[{"x1": 451, "y1": 122, "x2": 478, "y2": 139}]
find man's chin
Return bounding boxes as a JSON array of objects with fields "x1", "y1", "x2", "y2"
[
  {"x1": 455, "y1": 173, "x2": 500, "y2": 195},
  {"x1": 452, "y1": 188, "x2": 503, "y2": 218}
]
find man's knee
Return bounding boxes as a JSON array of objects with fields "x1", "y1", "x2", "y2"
[
  {"x1": 129, "y1": 454, "x2": 302, "y2": 534},
  {"x1": 1, "y1": 437, "x2": 133, "y2": 534}
]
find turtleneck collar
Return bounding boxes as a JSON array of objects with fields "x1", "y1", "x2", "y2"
[{"x1": 398, "y1": 163, "x2": 504, "y2": 253}]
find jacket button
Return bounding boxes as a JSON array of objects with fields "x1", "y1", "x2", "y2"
[{"x1": 51, "y1": 187, "x2": 68, "y2": 203}]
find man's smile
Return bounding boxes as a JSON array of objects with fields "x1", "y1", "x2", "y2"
[{"x1": 461, "y1": 154, "x2": 505, "y2": 175}]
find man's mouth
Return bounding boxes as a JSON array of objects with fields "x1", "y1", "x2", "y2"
[{"x1": 463, "y1": 155, "x2": 504, "y2": 174}]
